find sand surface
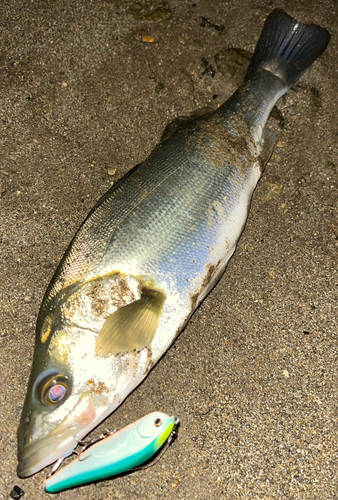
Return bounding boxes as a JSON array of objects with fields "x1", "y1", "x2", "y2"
[{"x1": 1, "y1": 1, "x2": 337, "y2": 498}]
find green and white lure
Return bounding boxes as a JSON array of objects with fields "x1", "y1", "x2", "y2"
[{"x1": 44, "y1": 412, "x2": 179, "y2": 493}]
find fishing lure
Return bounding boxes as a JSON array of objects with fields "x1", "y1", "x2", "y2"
[{"x1": 44, "y1": 412, "x2": 179, "y2": 493}]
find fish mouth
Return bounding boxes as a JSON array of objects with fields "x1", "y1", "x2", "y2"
[
  {"x1": 17, "y1": 423, "x2": 80, "y2": 478},
  {"x1": 17, "y1": 395, "x2": 99, "y2": 478}
]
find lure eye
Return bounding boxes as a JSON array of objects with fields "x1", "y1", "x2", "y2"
[
  {"x1": 40, "y1": 375, "x2": 68, "y2": 406},
  {"x1": 154, "y1": 418, "x2": 162, "y2": 427}
]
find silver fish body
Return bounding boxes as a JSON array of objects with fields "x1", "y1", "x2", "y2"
[{"x1": 17, "y1": 9, "x2": 330, "y2": 478}]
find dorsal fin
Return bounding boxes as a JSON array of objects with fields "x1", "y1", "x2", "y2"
[
  {"x1": 161, "y1": 116, "x2": 198, "y2": 142},
  {"x1": 161, "y1": 108, "x2": 214, "y2": 142},
  {"x1": 95, "y1": 289, "x2": 165, "y2": 357}
]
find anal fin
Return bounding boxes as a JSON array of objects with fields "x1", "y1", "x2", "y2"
[{"x1": 95, "y1": 289, "x2": 165, "y2": 357}]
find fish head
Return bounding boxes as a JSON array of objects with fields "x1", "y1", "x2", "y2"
[
  {"x1": 17, "y1": 274, "x2": 164, "y2": 478},
  {"x1": 17, "y1": 313, "x2": 148, "y2": 478},
  {"x1": 17, "y1": 315, "x2": 110, "y2": 478}
]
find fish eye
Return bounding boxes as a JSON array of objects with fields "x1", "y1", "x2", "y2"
[
  {"x1": 40, "y1": 374, "x2": 68, "y2": 406},
  {"x1": 154, "y1": 418, "x2": 162, "y2": 427},
  {"x1": 49, "y1": 384, "x2": 66, "y2": 402}
]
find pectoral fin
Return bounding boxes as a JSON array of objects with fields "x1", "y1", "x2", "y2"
[{"x1": 95, "y1": 289, "x2": 165, "y2": 357}]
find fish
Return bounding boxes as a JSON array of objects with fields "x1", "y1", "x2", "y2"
[
  {"x1": 44, "y1": 412, "x2": 179, "y2": 493},
  {"x1": 17, "y1": 9, "x2": 330, "y2": 478}
]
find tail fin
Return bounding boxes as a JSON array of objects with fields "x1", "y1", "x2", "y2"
[{"x1": 245, "y1": 9, "x2": 330, "y2": 88}]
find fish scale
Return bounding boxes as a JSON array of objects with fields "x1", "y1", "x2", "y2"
[{"x1": 97, "y1": 124, "x2": 253, "y2": 278}]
